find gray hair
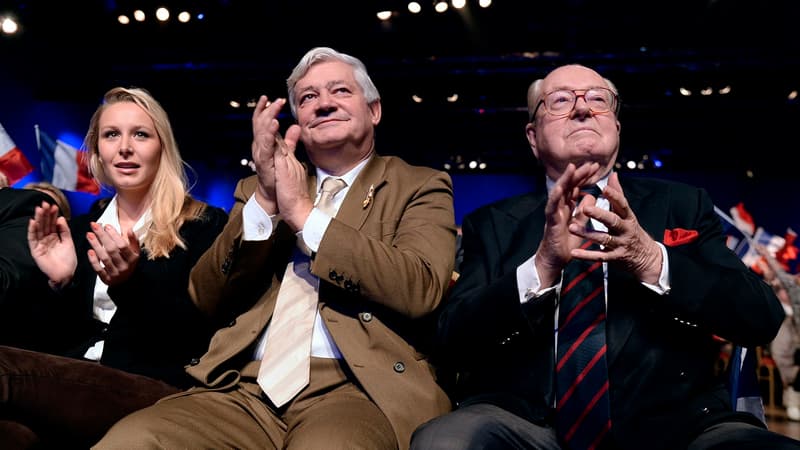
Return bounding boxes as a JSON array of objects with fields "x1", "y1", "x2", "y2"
[{"x1": 286, "y1": 47, "x2": 380, "y2": 118}]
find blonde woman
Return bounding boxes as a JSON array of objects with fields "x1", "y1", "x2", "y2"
[{"x1": 0, "y1": 87, "x2": 227, "y2": 449}]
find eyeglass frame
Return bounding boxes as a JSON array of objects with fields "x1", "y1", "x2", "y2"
[{"x1": 530, "y1": 87, "x2": 620, "y2": 122}]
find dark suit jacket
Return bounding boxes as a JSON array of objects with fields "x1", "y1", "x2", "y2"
[
  {"x1": 439, "y1": 176, "x2": 784, "y2": 450},
  {"x1": 57, "y1": 200, "x2": 228, "y2": 388},
  {"x1": 186, "y1": 154, "x2": 457, "y2": 449},
  {"x1": 0, "y1": 188, "x2": 69, "y2": 352}
]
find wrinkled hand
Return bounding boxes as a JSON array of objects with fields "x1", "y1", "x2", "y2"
[
  {"x1": 251, "y1": 96, "x2": 288, "y2": 214},
  {"x1": 569, "y1": 171, "x2": 663, "y2": 284},
  {"x1": 274, "y1": 124, "x2": 313, "y2": 231},
  {"x1": 28, "y1": 201, "x2": 77, "y2": 287},
  {"x1": 86, "y1": 222, "x2": 141, "y2": 286},
  {"x1": 535, "y1": 162, "x2": 601, "y2": 287}
]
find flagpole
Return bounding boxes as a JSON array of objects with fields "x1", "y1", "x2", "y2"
[
  {"x1": 714, "y1": 205, "x2": 756, "y2": 245},
  {"x1": 34, "y1": 124, "x2": 41, "y2": 151}
]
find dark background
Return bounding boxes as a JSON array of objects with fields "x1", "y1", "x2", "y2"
[{"x1": 1, "y1": 0, "x2": 798, "y2": 239}]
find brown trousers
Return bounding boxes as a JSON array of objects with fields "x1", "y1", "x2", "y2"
[
  {"x1": 0, "y1": 345, "x2": 179, "y2": 449},
  {"x1": 94, "y1": 357, "x2": 398, "y2": 449}
]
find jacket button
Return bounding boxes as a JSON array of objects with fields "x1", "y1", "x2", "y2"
[
  {"x1": 345, "y1": 280, "x2": 353, "y2": 290},
  {"x1": 189, "y1": 358, "x2": 200, "y2": 366},
  {"x1": 329, "y1": 270, "x2": 338, "y2": 281},
  {"x1": 361, "y1": 312, "x2": 373, "y2": 322},
  {"x1": 393, "y1": 362, "x2": 406, "y2": 373}
]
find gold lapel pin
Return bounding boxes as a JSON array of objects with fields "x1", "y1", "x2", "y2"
[{"x1": 362, "y1": 184, "x2": 375, "y2": 209}]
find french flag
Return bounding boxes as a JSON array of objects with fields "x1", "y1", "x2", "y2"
[
  {"x1": 35, "y1": 125, "x2": 99, "y2": 194},
  {"x1": 0, "y1": 122, "x2": 34, "y2": 185},
  {"x1": 730, "y1": 202, "x2": 756, "y2": 237}
]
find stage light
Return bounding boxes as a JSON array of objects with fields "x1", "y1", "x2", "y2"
[
  {"x1": 1, "y1": 17, "x2": 19, "y2": 34},
  {"x1": 377, "y1": 10, "x2": 392, "y2": 20},
  {"x1": 117, "y1": 15, "x2": 130, "y2": 24},
  {"x1": 133, "y1": 10, "x2": 146, "y2": 21},
  {"x1": 155, "y1": 7, "x2": 170, "y2": 21},
  {"x1": 408, "y1": 2, "x2": 421, "y2": 13},
  {"x1": 452, "y1": 0, "x2": 466, "y2": 9},
  {"x1": 178, "y1": 11, "x2": 191, "y2": 23},
  {"x1": 434, "y1": 1, "x2": 448, "y2": 13}
]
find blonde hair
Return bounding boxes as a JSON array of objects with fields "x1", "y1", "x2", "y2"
[
  {"x1": 23, "y1": 181, "x2": 72, "y2": 220},
  {"x1": 84, "y1": 87, "x2": 205, "y2": 259}
]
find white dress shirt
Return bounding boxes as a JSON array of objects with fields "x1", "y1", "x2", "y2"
[
  {"x1": 84, "y1": 195, "x2": 152, "y2": 361},
  {"x1": 248, "y1": 159, "x2": 369, "y2": 361}
]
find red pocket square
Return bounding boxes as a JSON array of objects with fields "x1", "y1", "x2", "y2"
[{"x1": 663, "y1": 228, "x2": 699, "y2": 246}]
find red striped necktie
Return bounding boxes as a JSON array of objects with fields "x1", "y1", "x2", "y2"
[{"x1": 556, "y1": 185, "x2": 612, "y2": 450}]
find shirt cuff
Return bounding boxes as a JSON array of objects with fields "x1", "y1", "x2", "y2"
[
  {"x1": 518, "y1": 253, "x2": 557, "y2": 303},
  {"x1": 301, "y1": 207, "x2": 332, "y2": 253},
  {"x1": 641, "y1": 242, "x2": 671, "y2": 295},
  {"x1": 242, "y1": 194, "x2": 277, "y2": 241}
]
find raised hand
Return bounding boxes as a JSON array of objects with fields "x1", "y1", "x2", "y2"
[
  {"x1": 273, "y1": 124, "x2": 313, "y2": 232},
  {"x1": 534, "y1": 162, "x2": 601, "y2": 287},
  {"x1": 27, "y1": 201, "x2": 77, "y2": 288},
  {"x1": 86, "y1": 222, "x2": 141, "y2": 286},
  {"x1": 251, "y1": 96, "x2": 288, "y2": 215},
  {"x1": 569, "y1": 171, "x2": 662, "y2": 284}
]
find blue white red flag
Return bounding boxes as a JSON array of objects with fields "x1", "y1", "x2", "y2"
[
  {"x1": 35, "y1": 125, "x2": 99, "y2": 194},
  {"x1": 0, "y1": 122, "x2": 34, "y2": 185}
]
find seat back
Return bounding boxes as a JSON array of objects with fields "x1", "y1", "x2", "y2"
[{"x1": 729, "y1": 345, "x2": 768, "y2": 426}]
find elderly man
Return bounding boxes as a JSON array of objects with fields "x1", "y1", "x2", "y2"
[
  {"x1": 95, "y1": 47, "x2": 456, "y2": 450},
  {"x1": 410, "y1": 64, "x2": 796, "y2": 450}
]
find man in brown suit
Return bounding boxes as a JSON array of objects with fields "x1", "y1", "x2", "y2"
[{"x1": 95, "y1": 47, "x2": 456, "y2": 449}]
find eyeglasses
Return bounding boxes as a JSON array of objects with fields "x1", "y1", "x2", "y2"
[{"x1": 531, "y1": 87, "x2": 619, "y2": 121}]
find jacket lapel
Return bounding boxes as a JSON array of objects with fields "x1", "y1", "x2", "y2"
[{"x1": 334, "y1": 155, "x2": 386, "y2": 231}]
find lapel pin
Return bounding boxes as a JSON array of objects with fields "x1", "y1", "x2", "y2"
[{"x1": 362, "y1": 184, "x2": 375, "y2": 209}]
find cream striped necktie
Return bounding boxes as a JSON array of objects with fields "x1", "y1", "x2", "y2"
[{"x1": 257, "y1": 177, "x2": 346, "y2": 407}]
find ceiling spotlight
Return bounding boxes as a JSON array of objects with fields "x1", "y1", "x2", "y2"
[
  {"x1": 446, "y1": 93, "x2": 458, "y2": 102},
  {"x1": 700, "y1": 87, "x2": 712, "y2": 96},
  {"x1": 434, "y1": 1, "x2": 448, "y2": 13},
  {"x1": 240, "y1": 158, "x2": 249, "y2": 166},
  {"x1": 376, "y1": 10, "x2": 392, "y2": 20},
  {"x1": 679, "y1": 87, "x2": 691, "y2": 96},
  {"x1": 177, "y1": 11, "x2": 191, "y2": 23},
  {"x1": 0, "y1": 17, "x2": 17, "y2": 34},
  {"x1": 229, "y1": 100, "x2": 241, "y2": 108},
  {"x1": 452, "y1": 0, "x2": 466, "y2": 9},
  {"x1": 626, "y1": 160, "x2": 636, "y2": 169},
  {"x1": 718, "y1": 85, "x2": 732, "y2": 95},
  {"x1": 408, "y1": 2, "x2": 422, "y2": 13},
  {"x1": 411, "y1": 94, "x2": 423, "y2": 103},
  {"x1": 478, "y1": 0, "x2": 492, "y2": 7},
  {"x1": 789, "y1": 90, "x2": 798, "y2": 101},
  {"x1": 155, "y1": 7, "x2": 170, "y2": 21},
  {"x1": 117, "y1": 15, "x2": 130, "y2": 25},
  {"x1": 133, "y1": 10, "x2": 146, "y2": 21}
]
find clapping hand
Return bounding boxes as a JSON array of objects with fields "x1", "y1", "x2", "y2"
[
  {"x1": 86, "y1": 222, "x2": 141, "y2": 286},
  {"x1": 28, "y1": 201, "x2": 77, "y2": 288}
]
